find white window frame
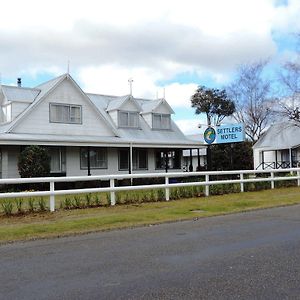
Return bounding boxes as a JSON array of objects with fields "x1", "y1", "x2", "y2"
[
  {"x1": 118, "y1": 111, "x2": 139, "y2": 128},
  {"x1": 152, "y1": 113, "x2": 171, "y2": 130},
  {"x1": 50, "y1": 103, "x2": 82, "y2": 124}
]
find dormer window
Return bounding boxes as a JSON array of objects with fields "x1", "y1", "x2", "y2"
[
  {"x1": 118, "y1": 111, "x2": 139, "y2": 128},
  {"x1": 153, "y1": 113, "x2": 171, "y2": 130},
  {"x1": 50, "y1": 103, "x2": 82, "y2": 124}
]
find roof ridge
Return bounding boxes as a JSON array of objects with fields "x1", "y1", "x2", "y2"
[
  {"x1": 35, "y1": 73, "x2": 67, "y2": 88},
  {"x1": 86, "y1": 92, "x2": 126, "y2": 98}
]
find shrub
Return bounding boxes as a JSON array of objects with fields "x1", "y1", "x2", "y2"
[
  {"x1": 1, "y1": 200, "x2": 13, "y2": 216},
  {"x1": 157, "y1": 189, "x2": 165, "y2": 201},
  {"x1": 28, "y1": 198, "x2": 35, "y2": 212},
  {"x1": 85, "y1": 194, "x2": 92, "y2": 207},
  {"x1": 38, "y1": 197, "x2": 47, "y2": 212},
  {"x1": 63, "y1": 197, "x2": 73, "y2": 209},
  {"x1": 18, "y1": 145, "x2": 51, "y2": 178},
  {"x1": 94, "y1": 194, "x2": 100, "y2": 206},
  {"x1": 15, "y1": 198, "x2": 24, "y2": 213},
  {"x1": 73, "y1": 196, "x2": 82, "y2": 208}
]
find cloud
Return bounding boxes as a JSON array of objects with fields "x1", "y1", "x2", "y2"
[
  {"x1": 79, "y1": 65, "x2": 198, "y2": 108},
  {"x1": 0, "y1": 0, "x2": 299, "y2": 108},
  {"x1": 174, "y1": 119, "x2": 204, "y2": 135}
]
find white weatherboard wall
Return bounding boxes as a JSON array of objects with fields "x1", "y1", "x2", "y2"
[
  {"x1": 154, "y1": 102, "x2": 171, "y2": 114},
  {"x1": 0, "y1": 146, "x2": 183, "y2": 178},
  {"x1": 12, "y1": 78, "x2": 115, "y2": 137},
  {"x1": 65, "y1": 148, "x2": 180, "y2": 176},
  {"x1": 121, "y1": 100, "x2": 138, "y2": 112}
]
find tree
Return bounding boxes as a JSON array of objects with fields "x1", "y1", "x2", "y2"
[
  {"x1": 18, "y1": 145, "x2": 51, "y2": 178},
  {"x1": 226, "y1": 62, "x2": 273, "y2": 142},
  {"x1": 277, "y1": 60, "x2": 300, "y2": 122},
  {"x1": 191, "y1": 86, "x2": 235, "y2": 171},
  {"x1": 191, "y1": 86, "x2": 235, "y2": 126}
]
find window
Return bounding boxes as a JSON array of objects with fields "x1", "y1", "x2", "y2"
[
  {"x1": 48, "y1": 147, "x2": 66, "y2": 173},
  {"x1": 50, "y1": 103, "x2": 82, "y2": 124},
  {"x1": 119, "y1": 149, "x2": 129, "y2": 170},
  {"x1": 152, "y1": 114, "x2": 171, "y2": 130},
  {"x1": 155, "y1": 150, "x2": 181, "y2": 169},
  {"x1": 119, "y1": 149, "x2": 148, "y2": 170},
  {"x1": 133, "y1": 149, "x2": 147, "y2": 170},
  {"x1": 80, "y1": 148, "x2": 107, "y2": 169},
  {"x1": 118, "y1": 111, "x2": 139, "y2": 128}
]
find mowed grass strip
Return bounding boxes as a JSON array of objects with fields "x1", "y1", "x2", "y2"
[{"x1": 1, "y1": 186, "x2": 300, "y2": 244}]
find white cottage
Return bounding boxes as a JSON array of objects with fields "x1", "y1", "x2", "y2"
[
  {"x1": 0, "y1": 74, "x2": 204, "y2": 178},
  {"x1": 253, "y1": 121, "x2": 300, "y2": 170}
]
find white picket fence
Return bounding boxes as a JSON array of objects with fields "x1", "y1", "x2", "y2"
[{"x1": 0, "y1": 168, "x2": 300, "y2": 212}]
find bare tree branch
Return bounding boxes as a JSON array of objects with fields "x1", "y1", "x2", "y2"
[{"x1": 226, "y1": 61, "x2": 273, "y2": 142}]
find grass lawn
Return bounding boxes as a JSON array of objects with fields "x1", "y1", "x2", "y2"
[{"x1": 1, "y1": 186, "x2": 300, "y2": 244}]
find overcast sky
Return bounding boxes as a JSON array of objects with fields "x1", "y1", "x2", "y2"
[{"x1": 1, "y1": 0, "x2": 300, "y2": 134}]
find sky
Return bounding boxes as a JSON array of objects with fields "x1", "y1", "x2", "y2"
[{"x1": 1, "y1": 0, "x2": 300, "y2": 134}]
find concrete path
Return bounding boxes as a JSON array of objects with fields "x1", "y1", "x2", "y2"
[{"x1": 1, "y1": 205, "x2": 300, "y2": 299}]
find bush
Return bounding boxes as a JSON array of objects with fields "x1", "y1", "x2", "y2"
[
  {"x1": 15, "y1": 198, "x2": 24, "y2": 214},
  {"x1": 1, "y1": 200, "x2": 13, "y2": 216},
  {"x1": 28, "y1": 198, "x2": 36, "y2": 212},
  {"x1": 38, "y1": 197, "x2": 47, "y2": 212},
  {"x1": 18, "y1": 145, "x2": 51, "y2": 178}
]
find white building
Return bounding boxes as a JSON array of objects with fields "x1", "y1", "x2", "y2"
[
  {"x1": 0, "y1": 74, "x2": 205, "y2": 178},
  {"x1": 253, "y1": 121, "x2": 300, "y2": 170}
]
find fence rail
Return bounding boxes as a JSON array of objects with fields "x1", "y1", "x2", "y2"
[{"x1": 1, "y1": 168, "x2": 300, "y2": 212}]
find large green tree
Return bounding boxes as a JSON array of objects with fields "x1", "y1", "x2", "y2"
[
  {"x1": 191, "y1": 86, "x2": 235, "y2": 126},
  {"x1": 18, "y1": 145, "x2": 51, "y2": 178}
]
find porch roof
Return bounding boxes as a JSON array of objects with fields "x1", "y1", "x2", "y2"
[{"x1": 0, "y1": 133, "x2": 205, "y2": 149}]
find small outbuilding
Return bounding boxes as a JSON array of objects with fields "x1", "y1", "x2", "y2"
[{"x1": 253, "y1": 121, "x2": 300, "y2": 170}]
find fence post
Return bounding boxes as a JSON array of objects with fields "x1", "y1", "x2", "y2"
[
  {"x1": 271, "y1": 172, "x2": 274, "y2": 189},
  {"x1": 165, "y1": 176, "x2": 170, "y2": 201},
  {"x1": 297, "y1": 171, "x2": 300, "y2": 187},
  {"x1": 240, "y1": 173, "x2": 244, "y2": 192},
  {"x1": 205, "y1": 174, "x2": 209, "y2": 197},
  {"x1": 110, "y1": 179, "x2": 116, "y2": 206},
  {"x1": 50, "y1": 181, "x2": 55, "y2": 212}
]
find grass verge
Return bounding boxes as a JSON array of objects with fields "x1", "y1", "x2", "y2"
[{"x1": 1, "y1": 186, "x2": 300, "y2": 244}]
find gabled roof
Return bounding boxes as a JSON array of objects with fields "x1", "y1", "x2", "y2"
[
  {"x1": 106, "y1": 95, "x2": 142, "y2": 112},
  {"x1": 6, "y1": 74, "x2": 68, "y2": 133},
  {"x1": 140, "y1": 98, "x2": 174, "y2": 114},
  {"x1": 253, "y1": 121, "x2": 300, "y2": 150},
  {"x1": 7, "y1": 74, "x2": 119, "y2": 136},
  {"x1": 1, "y1": 85, "x2": 40, "y2": 103}
]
